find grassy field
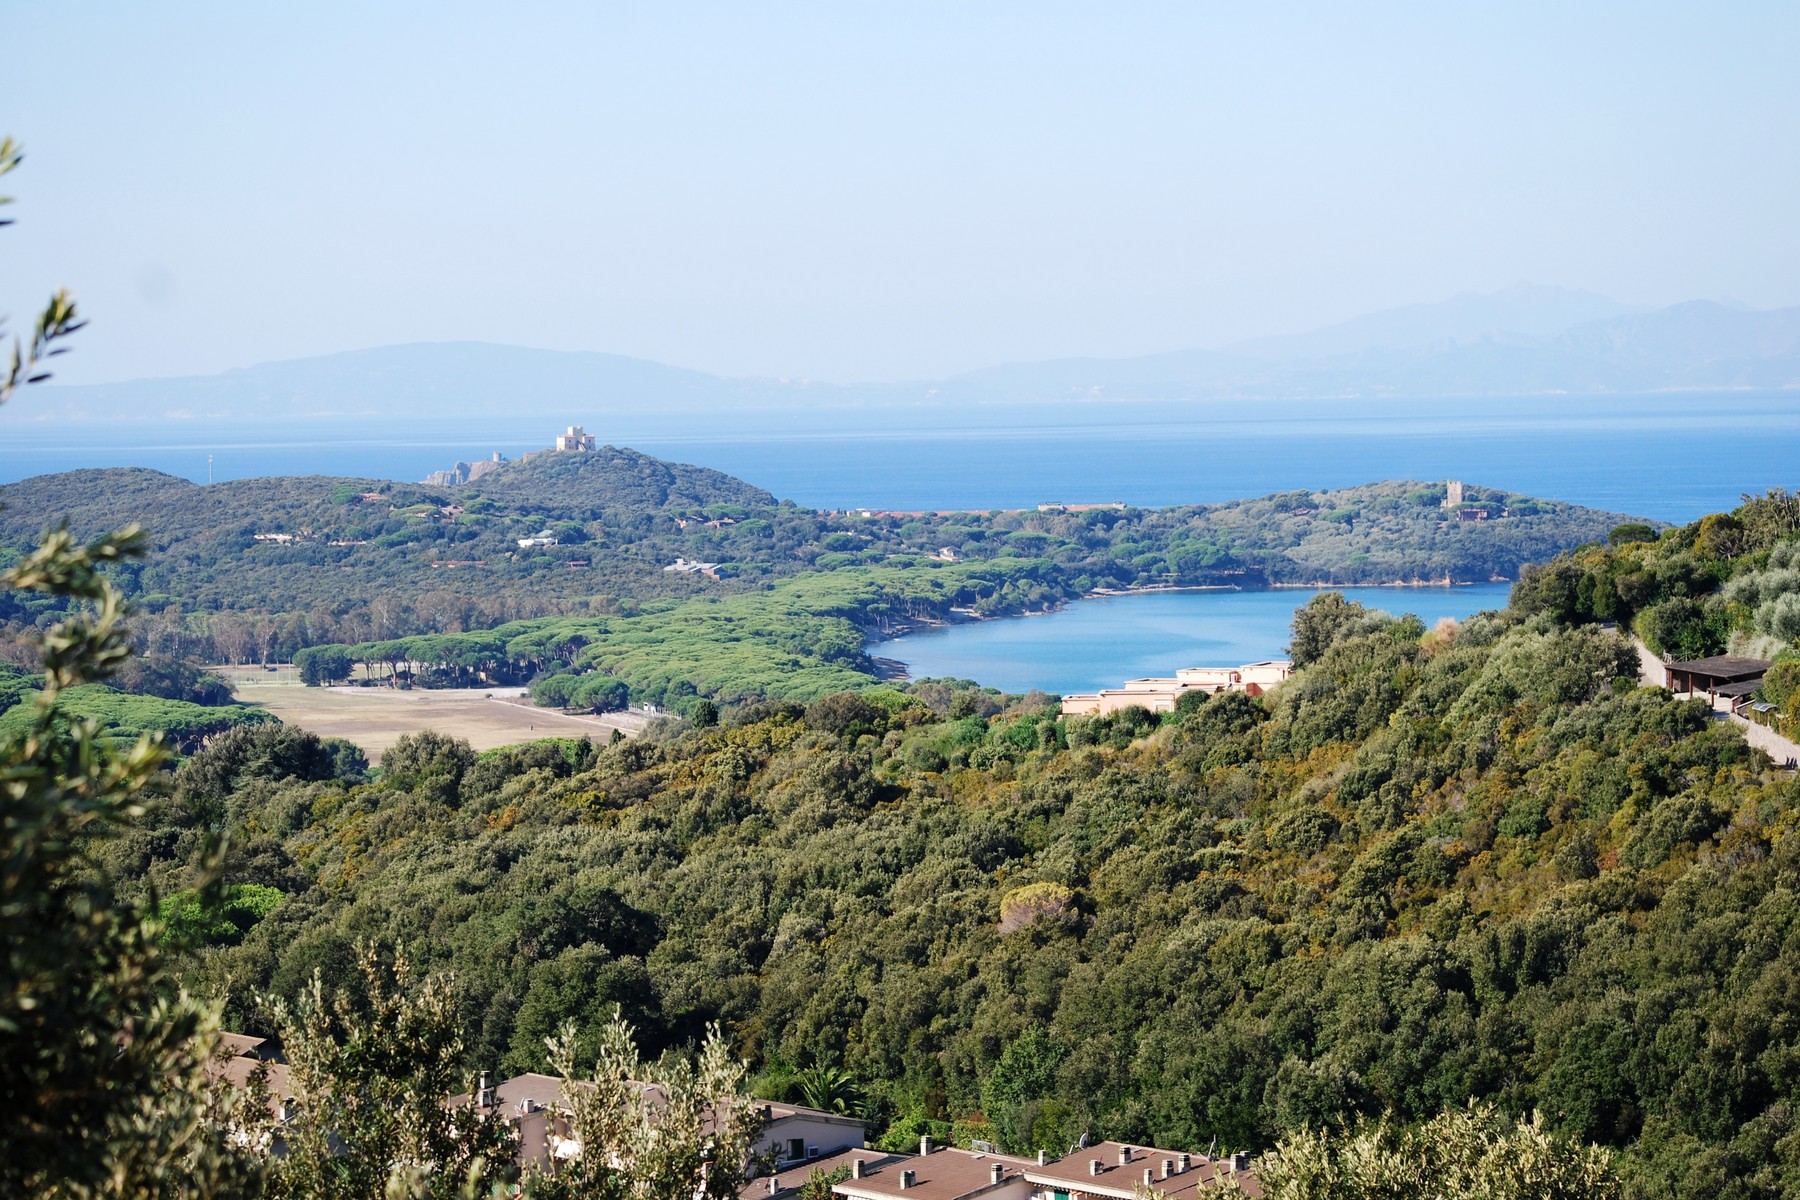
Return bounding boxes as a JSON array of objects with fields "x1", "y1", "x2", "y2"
[{"x1": 229, "y1": 683, "x2": 653, "y2": 763}]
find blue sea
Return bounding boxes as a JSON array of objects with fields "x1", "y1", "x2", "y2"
[
  {"x1": 3, "y1": 391, "x2": 1797, "y2": 524},
  {"x1": 876, "y1": 583, "x2": 1515, "y2": 695}
]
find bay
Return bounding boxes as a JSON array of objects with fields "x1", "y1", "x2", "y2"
[{"x1": 875, "y1": 582, "x2": 1516, "y2": 696}]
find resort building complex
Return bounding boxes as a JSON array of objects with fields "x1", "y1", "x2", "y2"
[{"x1": 1061, "y1": 661, "x2": 1293, "y2": 716}]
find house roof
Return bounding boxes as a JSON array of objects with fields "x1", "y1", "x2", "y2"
[
  {"x1": 1715, "y1": 679, "x2": 1766, "y2": 698},
  {"x1": 757, "y1": 1101, "x2": 867, "y2": 1131},
  {"x1": 219, "y1": 1032, "x2": 274, "y2": 1059},
  {"x1": 1023, "y1": 1142, "x2": 1258, "y2": 1200},
  {"x1": 833, "y1": 1146, "x2": 1036, "y2": 1200},
  {"x1": 1667, "y1": 655, "x2": 1773, "y2": 683},
  {"x1": 450, "y1": 1073, "x2": 861, "y2": 1137},
  {"x1": 210, "y1": 1052, "x2": 292, "y2": 1115},
  {"x1": 740, "y1": 1149, "x2": 908, "y2": 1200}
]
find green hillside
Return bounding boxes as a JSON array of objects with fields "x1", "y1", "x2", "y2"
[
  {"x1": 120, "y1": 568, "x2": 1799, "y2": 1199},
  {"x1": 2, "y1": 459, "x2": 1637, "y2": 674}
]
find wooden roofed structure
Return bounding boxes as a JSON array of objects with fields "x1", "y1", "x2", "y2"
[{"x1": 1665, "y1": 655, "x2": 1771, "y2": 701}]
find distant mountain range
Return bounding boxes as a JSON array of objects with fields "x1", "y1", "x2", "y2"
[{"x1": 21, "y1": 284, "x2": 1800, "y2": 426}]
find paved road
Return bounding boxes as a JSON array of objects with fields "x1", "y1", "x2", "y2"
[
  {"x1": 1631, "y1": 638, "x2": 1666, "y2": 689},
  {"x1": 1730, "y1": 713, "x2": 1800, "y2": 769}
]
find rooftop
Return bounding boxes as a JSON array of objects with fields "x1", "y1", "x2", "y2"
[
  {"x1": 1667, "y1": 655, "x2": 1773, "y2": 682},
  {"x1": 1024, "y1": 1141, "x2": 1258, "y2": 1200},
  {"x1": 835, "y1": 1145, "x2": 1036, "y2": 1200},
  {"x1": 741, "y1": 1149, "x2": 909, "y2": 1200}
]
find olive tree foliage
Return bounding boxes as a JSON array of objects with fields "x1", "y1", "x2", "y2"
[
  {"x1": 525, "y1": 1009, "x2": 765, "y2": 1200},
  {"x1": 258, "y1": 945, "x2": 517, "y2": 1200},
  {"x1": 1253, "y1": 1104, "x2": 1619, "y2": 1200},
  {"x1": 0, "y1": 138, "x2": 85, "y2": 399},
  {"x1": 0, "y1": 136, "x2": 266, "y2": 1199},
  {"x1": 1288, "y1": 592, "x2": 1390, "y2": 668}
]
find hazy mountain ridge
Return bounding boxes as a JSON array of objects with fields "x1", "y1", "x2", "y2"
[
  {"x1": 25, "y1": 287, "x2": 1800, "y2": 425},
  {"x1": 1221, "y1": 282, "x2": 1645, "y2": 361}
]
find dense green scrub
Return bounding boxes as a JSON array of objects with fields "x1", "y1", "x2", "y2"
[
  {"x1": 1514, "y1": 488, "x2": 1800, "y2": 737},
  {"x1": 116, "y1": 583, "x2": 1800, "y2": 1199}
]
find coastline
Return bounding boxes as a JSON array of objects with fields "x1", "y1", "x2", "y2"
[{"x1": 863, "y1": 576, "x2": 1513, "y2": 676}]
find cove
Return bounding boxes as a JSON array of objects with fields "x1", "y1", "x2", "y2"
[{"x1": 876, "y1": 582, "x2": 1515, "y2": 696}]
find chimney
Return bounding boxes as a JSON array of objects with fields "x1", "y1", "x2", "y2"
[
  {"x1": 476, "y1": 1070, "x2": 496, "y2": 1108},
  {"x1": 991, "y1": 1165, "x2": 1005, "y2": 1185},
  {"x1": 852, "y1": 1160, "x2": 865, "y2": 1180},
  {"x1": 1142, "y1": 1169, "x2": 1154, "y2": 1188},
  {"x1": 1161, "y1": 1160, "x2": 1173, "y2": 1179},
  {"x1": 900, "y1": 1171, "x2": 916, "y2": 1190},
  {"x1": 1231, "y1": 1152, "x2": 1251, "y2": 1173},
  {"x1": 920, "y1": 1136, "x2": 932, "y2": 1157},
  {"x1": 1089, "y1": 1160, "x2": 1103, "y2": 1177},
  {"x1": 1178, "y1": 1154, "x2": 1191, "y2": 1174},
  {"x1": 1119, "y1": 1147, "x2": 1132, "y2": 1167},
  {"x1": 768, "y1": 1178, "x2": 780, "y2": 1195},
  {"x1": 1037, "y1": 1151, "x2": 1048, "y2": 1167}
]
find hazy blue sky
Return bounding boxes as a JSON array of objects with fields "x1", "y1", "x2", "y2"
[{"x1": 3, "y1": 1, "x2": 1796, "y2": 384}]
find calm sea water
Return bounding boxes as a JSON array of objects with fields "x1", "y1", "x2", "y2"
[
  {"x1": 876, "y1": 582, "x2": 1516, "y2": 695},
  {"x1": 3, "y1": 391, "x2": 1797, "y2": 523}
]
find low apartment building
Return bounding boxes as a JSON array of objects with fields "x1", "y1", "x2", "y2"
[
  {"x1": 465, "y1": 1071, "x2": 866, "y2": 1172},
  {"x1": 1061, "y1": 661, "x2": 1293, "y2": 716},
  {"x1": 743, "y1": 1138, "x2": 1256, "y2": 1200}
]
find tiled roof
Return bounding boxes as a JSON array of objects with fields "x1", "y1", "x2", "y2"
[
  {"x1": 218, "y1": 1032, "x2": 274, "y2": 1059},
  {"x1": 757, "y1": 1101, "x2": 868, "y2": 1130},
  {"x1": 210, "y1": 1053, "x2": 292, "y2": 1116},
  {"x1": 740, "y1": 1149, "x2": 908, "y2": 1200},
  {"x1": 1023, "y1": 1141, "x2": 1258, "y2": 1200},
  {"x1": 834, "y1": 1146, "x2": 1036, "y2": 1200}
]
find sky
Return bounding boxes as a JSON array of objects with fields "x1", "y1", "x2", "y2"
[{"x1": 2, "y1": 1, "x2": 1797, "y2": 385}]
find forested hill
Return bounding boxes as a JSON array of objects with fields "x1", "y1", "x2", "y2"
[
  {"x1": 0, "y1": 445, "x2": 773, "y2": 539},
  {"x1": 128, "y1": 584, "x2": 1800, "y2": 1199},
  {"x1": 457, "y1": 444, "x2": 778, "y2": 510},
  {"x1": 0, "y1": 460, "x2": 1638, "y2": 672}
]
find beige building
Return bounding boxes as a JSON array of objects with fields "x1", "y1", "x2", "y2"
[
  {"x1": 1061, "y1": 661, "x2": 1293, "y2": 717},
  {"x1": 744, "y1": 1139, "x2": 1256, "y2": 1200},
  {"x1": 463, "y1": 1070, "x2": 865, "y2": 1173},
  {"x1": 556, "y1": 425, "x2": 598, "y2": 451}
]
